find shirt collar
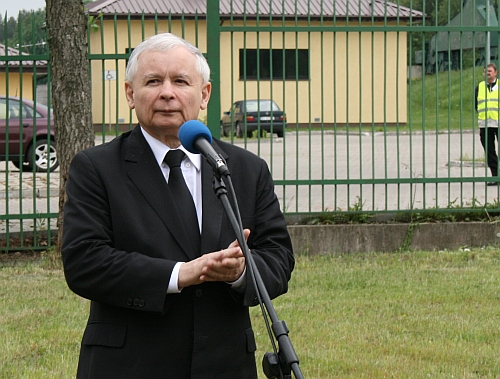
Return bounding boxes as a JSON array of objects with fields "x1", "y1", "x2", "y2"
[{"x1": 140, "y1": 126, "x2": 202, "y2": 171}]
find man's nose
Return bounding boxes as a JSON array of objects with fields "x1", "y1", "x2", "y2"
[{"x1": 160, "y1": 81, "x2": 175, "y2": 99}]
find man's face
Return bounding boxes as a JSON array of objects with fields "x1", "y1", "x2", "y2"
[
  {"x1": 125, "y1": 47, "x2": 211, "y2": 141},
  {"x1": 486, "y1": 66, "x2": 497, "y2": 83}
]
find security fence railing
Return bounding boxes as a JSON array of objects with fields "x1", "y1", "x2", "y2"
[{"x1": 1, "y1": 0, "x2": 499, "y2": 251}]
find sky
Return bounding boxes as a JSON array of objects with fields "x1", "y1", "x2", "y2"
[{"x1": 1, "y1": 0, "x2": 47, "y2": 18}]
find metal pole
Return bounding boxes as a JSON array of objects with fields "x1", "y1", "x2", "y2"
[
  {"x1": 206, "y1": 0, "x2": 221, "y2": 137},
  {"x1": 108, "y1": 78, "x2": 112, "y2": 132},
  {"x1": 486, "y1": 0, "x2": 491, "y2": 65}
]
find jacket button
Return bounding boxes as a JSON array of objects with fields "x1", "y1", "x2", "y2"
[
  {"x1": 139, "y1": 300, "x2": 145, "y2": 307},
  {"x1": 133, "y1": 298, "x2": 139, "y2": 306},
  {"x1": 195, "y1": 289, "x2": 203, "y2": 297},
  {"x1": 127, "y1": 298, "x2": 133, "y2": 306}
]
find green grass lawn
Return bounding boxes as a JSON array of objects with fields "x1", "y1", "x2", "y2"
[
  {"x1": 405, "y1": 66, "x2": 482, "y2": 133},
  {"x1": 1, "y1": 249, "x2": 499, "y2": 378}
]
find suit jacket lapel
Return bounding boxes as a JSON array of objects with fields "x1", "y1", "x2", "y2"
[{"x1": 124, "y1": 126, "x2": 197, "y2": 260}]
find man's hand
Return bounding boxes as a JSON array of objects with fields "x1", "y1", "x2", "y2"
[{"x1": 178, "y1": 229, "x2": 250, "y2": 288}]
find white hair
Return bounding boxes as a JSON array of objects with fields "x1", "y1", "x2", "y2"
[{"x1": 125, "y1": 33, "x2": 210, "y2": 83}]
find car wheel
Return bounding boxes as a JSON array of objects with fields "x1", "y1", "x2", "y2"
[
  {"x1": 220, "y1": 122, "x2": 227, "y2": 137},
  {"x1": 26, "y1": 139, "x2": 59, "y2": 173}
]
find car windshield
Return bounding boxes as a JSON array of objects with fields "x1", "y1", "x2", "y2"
[{"x1": 245, "y1": 100, "x2": 279, "y2": 112}]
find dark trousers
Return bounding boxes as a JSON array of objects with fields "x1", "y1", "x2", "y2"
[{"x1": 479, "y1": 127, "x2": 499, "y2": 177}]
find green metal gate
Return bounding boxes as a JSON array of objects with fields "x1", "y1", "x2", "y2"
[{"x1": 1, "y1": 0, "x2": 500, "y2": 251}]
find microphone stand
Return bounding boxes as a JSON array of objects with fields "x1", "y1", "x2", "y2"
[{"x1": 211, "y1": 171, "x2": 304, "y2": 379}]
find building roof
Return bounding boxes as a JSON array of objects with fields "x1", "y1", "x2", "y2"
[
  {"x1": 86, "y1": 0, "x2": 424, "y2": 20},
  {"x1": 0, "y1": 44, "x2": 48, "y2": 70}
]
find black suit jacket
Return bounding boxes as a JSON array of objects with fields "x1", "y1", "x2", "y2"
[{"x1": 62, "y1": 125, "x2": 294, "y2": 379}]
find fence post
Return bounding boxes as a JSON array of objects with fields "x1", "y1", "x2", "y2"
[{"x1": 206, "y1": 0, "x2": 221, "y2": 137}]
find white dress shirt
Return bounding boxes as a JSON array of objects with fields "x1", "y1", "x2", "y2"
[{"x1": 140, "y1": 127, "x2": 245, "y2": 293}]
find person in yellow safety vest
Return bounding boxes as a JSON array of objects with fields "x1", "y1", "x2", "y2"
[{"x1": 476, "y1": 63, "x2": 500, "y2": 186}]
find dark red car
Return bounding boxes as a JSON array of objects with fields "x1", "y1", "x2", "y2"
[
  {"x1": 0, "y1": 96, "x2": 58, "y2": 172},
  {"x1": 220, "y1": 99, "x2": 287, "y2": 138}
]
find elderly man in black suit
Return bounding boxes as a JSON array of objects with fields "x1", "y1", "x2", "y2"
[{"x1": 62, "y1": 33, "x2": 294, "y2": 379}]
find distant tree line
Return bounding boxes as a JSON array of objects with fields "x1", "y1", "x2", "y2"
[
  {"x1": 0, "y1": 10, "x2": 48, "y2": 55},
  {"x1": 0, "y1": 0, "x2": 94, "y2": 55}
]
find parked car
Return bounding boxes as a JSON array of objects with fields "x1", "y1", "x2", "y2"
[
  {"x1": 0, "y1": 96, "x2": 58, "y2": 172},
  {"x1": 220, "y1": 99, "x2": 287, "y2": 138}
]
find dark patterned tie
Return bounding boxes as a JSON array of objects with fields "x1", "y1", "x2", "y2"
[{"x1": 164, "y1": 149, "x2": 200, "y2": 255}]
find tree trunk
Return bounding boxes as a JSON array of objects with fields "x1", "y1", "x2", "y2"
[{"x1": 46, "y1": 0, "x2": 94, "y2": 252}]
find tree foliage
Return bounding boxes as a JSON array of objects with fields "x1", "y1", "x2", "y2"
[
  {"x1": 400, "y1": 0, "x2": 468, "y2": 55},
  {"x1": 0, "y1": 0, "x2": 95, "y2": 54},
  {"x1": 0, "y1": 10, "x2": 48, "y2": 54}
]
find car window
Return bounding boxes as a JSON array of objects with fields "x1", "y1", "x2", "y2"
[
  {"x1": 260, "y1": 101, "x2": 273, "y2": 111},
  {"x1": 245, "y1": 101, "x2": 259, "y2": 112},
  {"x1": 0, "y1": 100, "x2": 6, "y2": 120},
  {"x1": 33, "y1": 103, "x2": 50, "y2": 118},
  {"x1": 0, "y1": 98, "x2": 22, "y2": 120},
  {"x1": 19, "y1": 103, "x2": 33, "y2": 119},
  {"x1": 270, "y1": 101, "x2": 280, "y2": 111},
  {"x1": 244, "y1": 100, "x2": 279, "y2": 112}
]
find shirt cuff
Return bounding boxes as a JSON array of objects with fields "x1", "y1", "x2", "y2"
[
  {"x1": 227, "y1": 266, "x2": 247, "y2": 291},
  {"x1": 166, "y1": 262, "x2": 184, "y2": 294}
]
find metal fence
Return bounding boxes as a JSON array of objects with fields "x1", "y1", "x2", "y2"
[{"x1": 1, "y1": 0, "x2": 500, "y2": 251}]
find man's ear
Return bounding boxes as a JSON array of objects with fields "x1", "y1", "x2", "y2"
[
  {"x1": 125, "y1": 82, "x2": 135, "y2": 109},
  {"x1": 200, "y1": 82, "x2": 212, "y2": 111}
]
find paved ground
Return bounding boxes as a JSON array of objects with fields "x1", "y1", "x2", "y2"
[
  {"x1": 1, "y1": 130, "x2": 498, "y2": 238},
  {"x1": 241, "y1": 130, "x2": 498, "y2": 213}
]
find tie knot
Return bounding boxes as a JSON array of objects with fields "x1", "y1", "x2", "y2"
[{"x1": 164, "y1": 149, "x2": 186, "y2": 169}]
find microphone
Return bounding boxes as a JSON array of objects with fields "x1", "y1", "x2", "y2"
[{"x1": 178, "y1": 120, "x2": 230, "y2": 177}]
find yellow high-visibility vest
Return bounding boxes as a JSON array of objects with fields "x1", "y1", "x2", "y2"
[{"x1": 477, "y1": 80, "x2": 500, "y2": 121}]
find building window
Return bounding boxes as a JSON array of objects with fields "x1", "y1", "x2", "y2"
[{"x1": 239, "y1": 49, "x2": 309, "y2": 80}]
